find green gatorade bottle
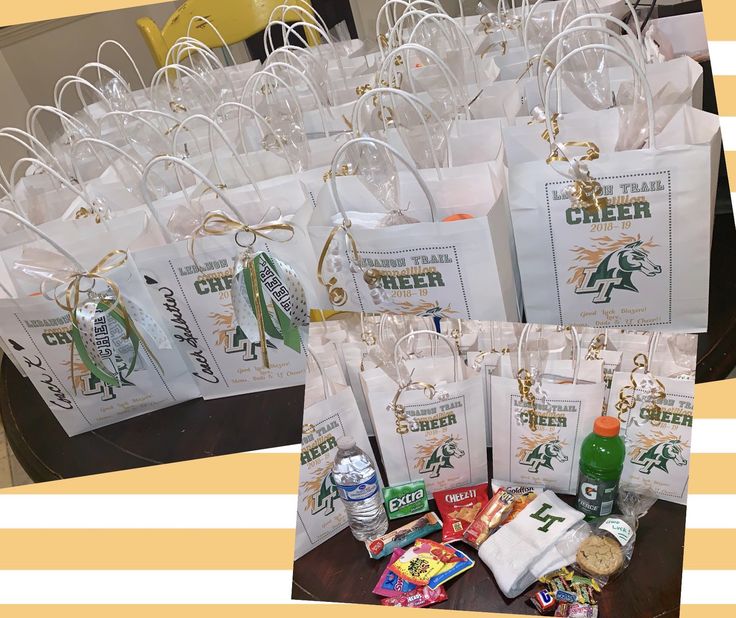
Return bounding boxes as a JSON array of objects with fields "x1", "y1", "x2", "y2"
[{"x1": 576, "y1": 416, "x2": 626, "y2": 520}]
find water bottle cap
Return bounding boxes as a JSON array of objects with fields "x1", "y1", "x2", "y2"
[
  {"x1": 337, "y1": 436, "x2": 356, "y2": 450},
  {"x1": 593, "y1": 416, "x2": 620, "y2": 437}
]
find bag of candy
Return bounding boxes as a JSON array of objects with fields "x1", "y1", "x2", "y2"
[
  {"x1": 373, "y1": 548, "x2": 416, "y2": 598},
  {"x1": 388, "y1": 539, "x2": 461, "y2": 586}
]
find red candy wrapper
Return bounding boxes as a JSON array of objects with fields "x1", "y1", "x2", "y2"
[
  {"x1": 380, "y1": 585, "x2": 448, "y2": 607},
  {"x1": 433, "y1": 483, "x2": 489, "y2": 542}
]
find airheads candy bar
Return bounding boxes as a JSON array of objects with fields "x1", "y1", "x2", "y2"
[
  {"x1": 383, "y1": 480, "x2": 429, "y2": 520},
  {"x1": 365, "y1": 512, "x2": 442, "y2": 559},
  {"x1": 433, "y1": 483, "x2": 489, "y2": 541}
]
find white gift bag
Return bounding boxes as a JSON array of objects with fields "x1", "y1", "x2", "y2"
[
  {"x1": 504, "y1": 44, "x2": 720, "y2": 331},
  {"x1": 131, "y1": 156, "x2": 317, "y2": 399},
  {"x1": 491, "y1": 325, "x2": 605, "y2": 494},
  {"x1": 607, "y1": 336, "x2": 693, "y2": 505},
  {"x1": 295, "y1": 352, "x2": 380, "y2": 559},
  {"x1": 310, "y1": 136, "x2": 519, "y2": 321},
  {"x1": 361, "y1": 330, "x2": 487, "y2": 494},
  {"x1": 0, "y1": 208, "x2": 199, "y2": 436}
]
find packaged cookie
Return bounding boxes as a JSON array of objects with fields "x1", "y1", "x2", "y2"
[
  {"x1": 574, "y1": 487, "x2": 657, "y2": 583},
  {"x1": 433, "y1": 483, "x2": 489, "y2": 542}
]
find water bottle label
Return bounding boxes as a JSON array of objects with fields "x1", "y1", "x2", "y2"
[
  {"x1": 575, "y1": 473, "x2": 619, "y2": 517},
  {"x1": 335, "y1": 474, "x2": 379, "y2": 502}
]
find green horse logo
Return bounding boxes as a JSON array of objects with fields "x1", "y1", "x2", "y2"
[
  {"x1": 631, "y1": 439, "x2": 688, "y2": 475},
  {"x1": 520, "y1": 439, "x2": 568, "y2": 473},
  {"x1": 418, "y1": 437, "x2": 465, "y2": 478},
  {"x1": 312, "y1": 472, "x2": 338, "y2": 515},
  {"x1": 574, "y1": 240, "x2": 661, "y2": 304}
]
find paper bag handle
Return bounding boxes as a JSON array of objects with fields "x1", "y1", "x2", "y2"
[
  {"x1": 544, "y1": 43, "x2": 657, "y2": 159},
  {"x1": 0, "y1": 207, "x2": 84, "y2": 272},
  {"x1": 405, "y1": 13, "x2": 481, "y2": 86},
  {"x1": 307, "y1": 347, "x2": 336, "y2": 401},
  {"x1": 97, "y1": 39, "x2": 147, "y2": 92},
  {"x1": 377, "y1": 44, "x2": 468, "y2": 120},
  {"x1": 537, "y1": 21, "x2": 646, "y2": 112},
  {"x1": 140, "y1": 155, "x2": 248, "y2": 243},
  {"x1": 171, "y1": 113, "x2": 265, "y2": 204},
  {"x1": 517, "y1": 324, "x2": 582, "y2": 385},
  {"x1": 186, "y1": 15, "x2": 235, "y2": 64},
  {"x1": 328, "y1": 136, "x2": 438, "y2": 225},
  {"x1": 394, "y1": 329, "x2": 459, "y2": 384},
  {"x1": 352, "y1": 86, "x2": 452, "y2": 171}
]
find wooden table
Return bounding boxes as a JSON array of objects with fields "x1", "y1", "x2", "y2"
[
  {"x1": 292, "y1": 448, "x2": 686, "y2": 616},
  {"x1": 0, "y1": 355, "x2": 304, "y2": 483}
]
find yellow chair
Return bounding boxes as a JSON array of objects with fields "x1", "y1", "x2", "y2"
[{"x1": 136, "y1": 0, "x2": 322, "y2": 68}]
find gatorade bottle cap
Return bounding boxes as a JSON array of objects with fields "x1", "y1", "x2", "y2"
[
  {"x1": 593, "y1": 416, "x2": 620, "y2": 437},
  {"x1": 336, "y1": 436, "x2": 356, "y2": 450}
]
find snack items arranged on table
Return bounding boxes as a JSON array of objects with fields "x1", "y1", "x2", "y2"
[
  {"x1": 295, "y1": 314, "x2": 695, "y2": 611},
  {"x1": 433, "y1": 483, "x2": 489, "y2": 542},
  {"x1": 383, "y1": 480, "x2": 429, "y2": 520}
]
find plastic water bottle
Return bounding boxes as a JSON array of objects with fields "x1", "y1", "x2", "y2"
[
  {"x1": 332, "y1": 436, "x2": 388, "y2": 541},
  {"x1": 576, "y1": 416, "x2": 627, "y2": 520}
]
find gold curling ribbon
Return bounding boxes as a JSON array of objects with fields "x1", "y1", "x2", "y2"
[
  {"x1": 316, "y1": 222, "x2": 361, "y2": 307},
  {"x1": 389, "y1": 379, "x2": 438, "y2": 435},
  {"x1": 614, "y1": 353, "x2": 665, "y2": 425},
  {"x1": 188, "y1": 211, "x2": 296, "y2": 370},
  {"x1": 187, "y1": 211, "x2": 295, "y2": 268},
  {"x1": 322, "y1": 163, "x2": 354, "y2": 183},
  {"x1": 516, "y1": 368, "x2": 562, "y2": 432},
  {"x1": 546, "y1": 141, "x2": 608, "y2": 211},
  {"x1": 585, "y1": 333, "x2": 605, "y2": 361}
]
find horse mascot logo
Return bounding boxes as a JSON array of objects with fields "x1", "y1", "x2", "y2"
[
  {"x1": 300, "y1": 462, "x2": 338, "y2": 516},
  {"x1": 517, "y1": 434, "x2": 569, "y2": 473},
  {"x1": 415, "y1": 435, "x2": 465, "y2": 478},
  {"x1": 630, "y1": 432, "x2": 688, "y2": 475},
  {"x1": 568, "y1": 236, "x2": 661, "y2": 304}
]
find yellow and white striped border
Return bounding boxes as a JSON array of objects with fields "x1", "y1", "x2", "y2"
[{"x1": 0, "y1": 1, "x2": 734, "y2": 616}]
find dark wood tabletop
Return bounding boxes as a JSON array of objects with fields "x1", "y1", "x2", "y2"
[
  {"x1": 292, "y1": 447, "x2": 686, "y2": 617},
  {"x1": 0, "y1": 355, "x2": 304, "y2": 483}
]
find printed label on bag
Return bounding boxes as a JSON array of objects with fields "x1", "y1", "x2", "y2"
[
  {"x1": 395, "y1": 394, "x2": 473, "y2": 494},
  {"x1": 508, "y1": 395, "x2": 583, "y2": 494},
  {"x1": 545, "y1": 171, "x2": 672, "y2": 328},
  {"x1": 344, "y1": 245, "x2": 472, "y2": 319},
  {"x1": 620, "y1": 384, "x2": 693, "y2": 503},
  {"x1": 135, "y1": 245, "x2": 306, "y2": 398},
  {"x1": 600, "y1": 517, "x2": 634, "y2": 546},
  {"x1": 336, "y1": 474, "x2": 380, "y2": 502}
]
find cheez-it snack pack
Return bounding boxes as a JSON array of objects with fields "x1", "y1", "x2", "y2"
[{"x1": 433, "y1": 483, "x2": 489, "y2": 542}]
